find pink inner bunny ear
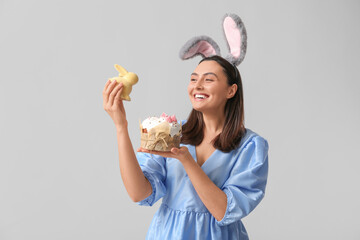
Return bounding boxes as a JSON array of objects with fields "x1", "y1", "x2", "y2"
[
  {"x1": 223, "y1": 16, "x2": 241, "y2": 58},
  {"x1": 179, "y1": 36, "x2": 221, "y2": 60},
  {"x1": 183, "y1": 40, "x2": 217, "y2": 59},
  {"x1": 222, "y1": 14, "x2": 247, "y2": 66}
]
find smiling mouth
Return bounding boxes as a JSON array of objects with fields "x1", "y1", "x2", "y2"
[{"x1": 194, "y1": 94, "x2": 209, "y2": 99}]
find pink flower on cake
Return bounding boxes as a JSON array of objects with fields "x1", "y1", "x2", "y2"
[{"x1": 161, "y1": 113, "x2": 177, "y2": 123}]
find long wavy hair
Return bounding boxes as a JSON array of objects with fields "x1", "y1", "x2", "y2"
[{"x1": 181, "y1": 55, "x2": 246, "y2": 152}]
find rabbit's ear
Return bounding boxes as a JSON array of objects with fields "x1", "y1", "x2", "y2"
[
  {"x1": 114, "y1": 64, "x2": 128, "y2": 76},
  {"x1": 222, "y1": 13, "x2": 247, "y2": 66},
  {"x1": 179, "y1": 36, "x2": 221, "y2": 60}
]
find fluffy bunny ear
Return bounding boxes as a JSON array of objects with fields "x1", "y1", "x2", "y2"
[
  {"x1": 222, "y1": 13, "x2": 247, "y2": 66},
  {"x1": 179, "y1": 36, "x2": 221, "y2": 60}
]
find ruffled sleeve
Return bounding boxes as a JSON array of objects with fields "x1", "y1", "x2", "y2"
[
  {"x1": 135, "y1": 152, "x2": 167, "y2": 206},
  {"x1": 216, "y1": 136, "x2": 269, "y2": 226}
]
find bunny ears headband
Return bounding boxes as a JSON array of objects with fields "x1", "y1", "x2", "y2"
[{"x1": 179, "y1": 13, "x2": 247, "y2": 66}]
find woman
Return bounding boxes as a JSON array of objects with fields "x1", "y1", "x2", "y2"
[{"x1": 103, "y1": 55, "x2": 269, "y2": 239}]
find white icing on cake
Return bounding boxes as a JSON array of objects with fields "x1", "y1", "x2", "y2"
[
  {"x1": 142, "y1": 117, "x2": 165, "y2": 130},
  {"x1": 142, "y1": 116, "x2": 181, "y2": 137}
]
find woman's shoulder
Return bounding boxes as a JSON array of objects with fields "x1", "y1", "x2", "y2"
[{"x1": 235, "y1": 128, "x2": 269, "y2": 152}]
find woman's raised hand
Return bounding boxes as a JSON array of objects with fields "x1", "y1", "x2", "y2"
[{"x1": 103, "y1": 80, "x2": 127, "y2": 130}]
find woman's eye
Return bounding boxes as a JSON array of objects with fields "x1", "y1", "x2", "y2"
[
  {"x1": 190, "y1": 78, "x2": 197, "y2": 82},
  {"x1": 205, "y1": 79, "x2": 214, "y2": 82}
]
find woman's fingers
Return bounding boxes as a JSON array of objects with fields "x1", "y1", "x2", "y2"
[
  {"x1": 103, "y1": 80, "x2": 124, "y2": 115},
  {"x1": 102, "y1": 80, "x2": 112, "y2": 107},
  {"x1": 103, "y1": 79, "x2": 112, "y2": 93},
  {"x1": 138, "y1": 147, "x2": 193, "y2": 164},
  {"x1": 103, "y1": 80, "x2": 116, "y2": 101},
  {"x1": 108, "y1": 82, "x2": 123, "y2": 106},
  {"x1": 102, "y1": 80, "x2": 128, "y2": 128},
  {"x1": 114, "y1": 84, "x2": 124, "y2": 105},
  {"x1": 170, "y1": 147, "x2": 180, "y2": 154},
  {"x1": 137, "y1": 148, "x2": 173, "y2": 157},
  {"x1": 103, "y1": 80, "x2": 118, "y2": 110},
  {"x1": 138, "y1": 146, "x2": 193, "y2": 165},
  {"x1": 137, "y1": 147, "x2": 150, "y2": 153}
]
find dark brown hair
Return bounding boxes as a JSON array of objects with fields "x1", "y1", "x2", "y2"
[{"x1": 181, "y1": 55, "x2": 246, "y2": 152}]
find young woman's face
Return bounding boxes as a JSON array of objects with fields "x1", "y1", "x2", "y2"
[{"x1": 187, "y1": 60, "x2": 237, "y2": 114}]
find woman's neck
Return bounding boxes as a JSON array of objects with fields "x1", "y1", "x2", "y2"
[{"x1": 202, "y1": 111, "x2": 225, "y2": 137}]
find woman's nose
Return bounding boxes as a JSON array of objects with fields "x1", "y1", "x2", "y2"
[{"x1": 195, "y1": 79, "x2": 204, "y2": 89}]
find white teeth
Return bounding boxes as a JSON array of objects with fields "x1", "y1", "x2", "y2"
[{"x1": 195, "y1": 94, "x2": 208, "y2": 99}]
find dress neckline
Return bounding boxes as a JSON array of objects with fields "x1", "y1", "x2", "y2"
[{"x1": 189, "y1": 145, "x2": 218, "y2": 169}]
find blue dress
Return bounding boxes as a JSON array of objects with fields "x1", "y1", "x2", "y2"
[{"x1": 136, "y1": 128, "x2": 269, "y2": 240}]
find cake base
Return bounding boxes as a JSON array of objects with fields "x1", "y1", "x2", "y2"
[{"x1": 140, "y1": 131, "x2": 181, "y2": 152}]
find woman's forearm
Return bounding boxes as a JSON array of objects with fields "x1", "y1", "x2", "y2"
[
  {"x1": 116, "y1": 125, "x2": 152, "y2": 202},
  {"x1": 182, "y1": 160, "x2": 227, "y2": 221}
]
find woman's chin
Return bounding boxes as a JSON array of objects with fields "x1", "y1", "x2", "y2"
[
  {"x1": 192, "y1": 104, "x2": 225, "y2": 116},
  {"x1": 191, "y1": 105, "x2": 204, "y2": 112},
  {"x1": 192, "y1": 106, "x2": 213, "y2": 114}
]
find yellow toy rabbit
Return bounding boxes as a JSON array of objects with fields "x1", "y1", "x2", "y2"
[{"x1": 109, "y1": 64, "x2": 138, "y2": 101}]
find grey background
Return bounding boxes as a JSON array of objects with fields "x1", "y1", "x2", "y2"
[{"x1": 1, "y1": 0, "x2": 359, "y2": 239}]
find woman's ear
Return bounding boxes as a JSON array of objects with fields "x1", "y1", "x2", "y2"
[{"x1": 227, "y1": 84, "x2": 238, "y2": 99}]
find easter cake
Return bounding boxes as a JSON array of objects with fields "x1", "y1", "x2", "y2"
[{"x1": 140, "y1": 113, "x2": 182, "y2": 151}]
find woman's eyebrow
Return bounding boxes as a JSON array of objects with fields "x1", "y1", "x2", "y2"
[
  {"x1": 191, "y1": 72, "x2": 218, "y2": 78},
  {"x1": 204, "y1": 72, "x2": 218, "y2": 78}
]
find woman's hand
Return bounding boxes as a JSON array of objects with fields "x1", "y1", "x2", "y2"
[
  {"x1": 103, "y1": 80, "x2": 127, "y2": 130},
  {"x1": 137, "y1": 146, "x2": 194, "y2": 165}
]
